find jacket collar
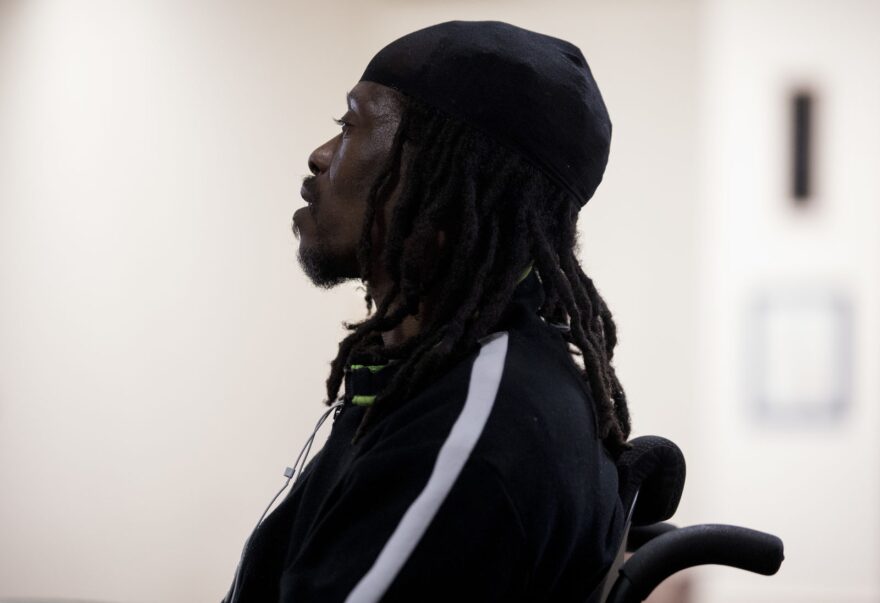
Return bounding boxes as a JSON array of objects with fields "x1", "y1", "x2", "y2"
[{"x1": 343, "y1": 265, "x2": 543, "y2": 406}]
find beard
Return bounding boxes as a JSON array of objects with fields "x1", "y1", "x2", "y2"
[
  {"x1": 293, "y1": 174, "x2": 365, "y2": 288},
  {"x1": 293, "y1": 219, "x2": 361, "y2": 289},
  {"x1": 296, "y1": 242, "x2": 356, "y2": 289}
]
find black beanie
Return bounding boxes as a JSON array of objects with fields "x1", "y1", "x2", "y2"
[{"x1": 360, "y1": 20, "x2": 611, "y2": 206}]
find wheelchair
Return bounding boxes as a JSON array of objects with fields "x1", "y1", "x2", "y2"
[{"x1": 589, "y1": 436, "x2": 785, "y2": 602}]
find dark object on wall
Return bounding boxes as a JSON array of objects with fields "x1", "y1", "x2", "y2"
[{"x1": 791, "y1": 91, "x2": 813, "y2": 203}]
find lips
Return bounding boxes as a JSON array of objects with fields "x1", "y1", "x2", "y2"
[
  {"x1": 301, "y1": 183, "x2": 317, "y2": 204},
  {"x1": 299, "y1": 186, "x2": 311, "y2": 203},
  {"x1": 300, "y1": 183, "x2": 319, "y2": 218}
]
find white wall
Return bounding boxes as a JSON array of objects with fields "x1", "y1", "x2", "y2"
[
  {"x1": 0, "y1": 2, "x2": 373, "y2": 600},
  {"x1": 697, "y1": 0, "x2": 880, "y2": 601}
]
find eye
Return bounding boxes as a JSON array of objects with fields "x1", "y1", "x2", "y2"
[{"x1": 332, "y1": 116, "x2": 352, "y2": 135}]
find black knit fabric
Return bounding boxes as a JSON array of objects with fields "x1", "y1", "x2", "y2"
[{"x1": 360, "y1": 20, "x2": 612, "y2": 206}]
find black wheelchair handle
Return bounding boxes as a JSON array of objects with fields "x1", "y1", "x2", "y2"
[
  {"x1": 626, "y1": 522, "x2": 678, "y2": 551},
  {"x1": 606, "y1": 523, "x2": 784, "y2": 603}
]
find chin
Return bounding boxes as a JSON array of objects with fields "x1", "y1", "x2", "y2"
[{"x1": 296, "y1": 243, "x2": 359, "y2": 289}]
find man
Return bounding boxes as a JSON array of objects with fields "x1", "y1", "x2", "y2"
[{"x1": 225, "y1": 20, "x2": 631, "y2": 602}]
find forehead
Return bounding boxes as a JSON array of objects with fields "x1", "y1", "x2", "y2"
[{"x1": 347, "y1": 81, "x2": 404, "y2": 121}]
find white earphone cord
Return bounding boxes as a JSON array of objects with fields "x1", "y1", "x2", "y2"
[{"x1": 225, "y1": 399, "x2": 344, "y2": 603}]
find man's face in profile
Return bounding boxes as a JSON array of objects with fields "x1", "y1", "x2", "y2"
[{"x1": 292, "y1": 82, "x2": 404, "y2": 288}]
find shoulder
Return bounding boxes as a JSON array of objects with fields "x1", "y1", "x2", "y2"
[{"x1": 488, "y1": 321, "x2": 601, "y2": 445}]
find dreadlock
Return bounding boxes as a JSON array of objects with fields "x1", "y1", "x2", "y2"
[{"x1": 323, "y1": 96, "x2": 632, "y2": 457}]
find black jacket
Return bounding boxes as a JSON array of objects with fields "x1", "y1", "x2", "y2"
[{"x1": 225, "y1": 270, "x2": 624, "y2": 602}]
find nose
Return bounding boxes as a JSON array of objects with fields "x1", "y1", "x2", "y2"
[{"x1": 307, "y1": 136, "x2": 337, "y2": 176}]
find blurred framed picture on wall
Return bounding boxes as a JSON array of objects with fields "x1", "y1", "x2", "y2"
[{"x1": 746, "y1": 286, "x2": 853, "y2": 426}]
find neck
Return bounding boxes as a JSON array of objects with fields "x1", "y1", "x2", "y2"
[
  {"x1": 368, "y1": 262, "x2": 534, "y2": 349},
  {"x1": 366, "y1": 268, "x2": 427, "y2": 349}
]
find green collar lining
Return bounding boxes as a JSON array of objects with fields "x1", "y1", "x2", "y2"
[{"x1": 516, "y1": 262, "x2": 534, "y2": 285}]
